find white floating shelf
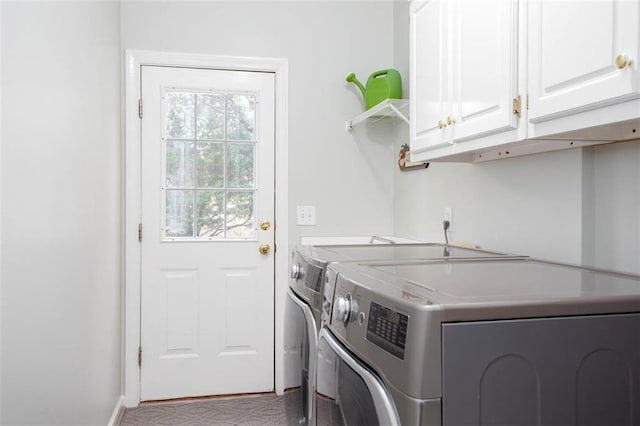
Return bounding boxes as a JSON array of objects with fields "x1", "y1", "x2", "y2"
[{"x1": 346, "y1": 99, "x2": 410, "y2": 130}]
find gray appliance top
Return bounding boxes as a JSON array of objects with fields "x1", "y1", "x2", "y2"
[
  {"x1": 330, "y1": 258, "x2": 640, "y2": 322},
  {"x1": 290, "y1": 243, "x2": 524, "y2": 317},
  {"x1": 294, "y1": 243, "x2": 524, "y2": 265},
  {"x1": 289, "y1": 243, "x2": 523, "y2": 328}
]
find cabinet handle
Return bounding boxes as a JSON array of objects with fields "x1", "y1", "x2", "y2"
[
  {"x1": 447, "y1": 116, "x2": 456, "y2": 126},
  {"x1": 438, "y1": 120, "x2": 446, "y2": 129},
  {"x1": 616, "y1": 54, "x2": 632, "y2": 69}
]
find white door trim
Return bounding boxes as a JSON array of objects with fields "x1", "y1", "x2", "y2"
[
  {"x1": 124, "y1": 50, "x2": 289, "y2": 407},
  {"x1": 0, "y1": 3, "x2": 3, "y2": 421}
]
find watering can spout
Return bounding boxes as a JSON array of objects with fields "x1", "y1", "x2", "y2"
[{"x1": 346, "y1": 72, "x2": 366, "y2": 98}]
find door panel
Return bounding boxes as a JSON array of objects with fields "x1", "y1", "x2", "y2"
[
  {"x1": 528, "y1": 0, "x2": 640, "y2": 122},
  {"x1": 319, "y1": 328, "x2": 400, "y2": 426},
  {"x1": 286, "y1": 290, "x2": 318, "y2": 426},
  {"x1": 442, "y1": 314, "x2": 640, "y2": 425},
  {"x1": 451, "y1": 0, "x2": 518, "y2": 142},
  {"x1": 140, "y1": 65, "x2": 275, "y2": 401},
  {"x1": 164, "y1": 268, "x2": 198, "y2": 356},
  {"x1": 410, "y1": 0, "x2": 451, "y2": 153},
  {"x1": 221, "y1": 267, "x2": 258, "y2": 352}
]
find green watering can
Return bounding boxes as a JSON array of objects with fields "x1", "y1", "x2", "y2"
[{"x1": 346, "y1": 69, "x2": 403, "y2": 110}]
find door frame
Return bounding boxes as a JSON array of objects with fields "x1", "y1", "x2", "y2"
[{"x1": 124, "y1": 50, "x2": 289, "y2": 407}]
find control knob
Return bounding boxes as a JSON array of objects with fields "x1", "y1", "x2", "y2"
[
  {"x1": 291, "y1": 263, "x2": 304, "y2": 280},
  {"x1": 334, "y1": 293, "x2": 359, "y2": 325}
]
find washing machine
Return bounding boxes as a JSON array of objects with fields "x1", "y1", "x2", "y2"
[
  {"x1": 283, "y1": 243, "x2": 525, "y2": 425},
  {"x1": 320, "y1": 258, "x2": 640, "y2": 425}
]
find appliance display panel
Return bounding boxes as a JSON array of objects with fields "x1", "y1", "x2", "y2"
[
  {"x1": 304, "y1": 263, "x2": 323, "y2": 293},
  {"x1": 366, "y1": 301, "x2": 408, "y2": 359}
]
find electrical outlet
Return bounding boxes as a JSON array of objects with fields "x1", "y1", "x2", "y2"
[{"x1": 444, "y1": 207, "x2": 453, "y2": 231}]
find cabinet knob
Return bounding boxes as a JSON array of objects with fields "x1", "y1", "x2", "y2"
[
  {"x1": 438, "y1": 120, "x2": 446, "y2": 129},
  {"x1": 447, "y1": 116, "x2": 456, "y2": 126},
  {"x1": 616, "y1": 54, "x2": 632, "y2": 69}
]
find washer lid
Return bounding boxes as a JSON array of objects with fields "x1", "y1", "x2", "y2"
[
  {"x1": 370, "y1": 260, "x2": 640, "y2": 300},
  {"x1": 296, "y1": 243, "x2": 522, "y2": 263}
]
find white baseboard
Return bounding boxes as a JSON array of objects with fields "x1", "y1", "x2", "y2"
[{"x1": 108, "y1": 395, "x2": 125, "y2": 426}]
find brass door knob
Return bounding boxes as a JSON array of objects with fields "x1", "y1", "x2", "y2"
[
  {"x1": 447, "y1": 116, "x2": 456, "y2": 126},
  {"x1": 438, "y1": 120, "x2": 446, "y2": 129},
  {"x1": 259, "y1": 244, "x2": 270, "y2": 255},
  {"x1": 259, "y1": 220, "x2": 271, "y2": 231},
  {"x1": 616, "y1": 54, "x2": 632, "y2": 69}
]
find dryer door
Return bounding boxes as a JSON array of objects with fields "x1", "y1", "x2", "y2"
[
  {"x1": 318, "y1": 328, "x2": 400, "y2": 426},
  {"x1": 285, "y1": 290, "x2": 318, "y2": 426}
]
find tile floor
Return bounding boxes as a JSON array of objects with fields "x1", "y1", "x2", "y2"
[{"x1": 120, "y1": 391, "x2": 342, "y2": 426}]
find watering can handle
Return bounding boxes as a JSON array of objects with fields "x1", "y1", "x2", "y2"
[{"x1": 370, "y1": 69, "x2": 390, "y2": 79}]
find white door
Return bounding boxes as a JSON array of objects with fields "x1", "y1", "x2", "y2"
[
  {"x1": 139, "y1": 65, "x2": 275, "y2": 401},
  {"x1": 410, "y1": 0, "x2": 452, "y2": 155},
  {"x1": 528, "y1": 0, "x2": 640, "y2": 123},
  {"x1": 450, "y1": 0, "x2": 519, "y2": 143}
]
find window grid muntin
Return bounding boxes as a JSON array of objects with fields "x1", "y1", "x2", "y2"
[{"x1": 162, "y1": 88, "x2": 257, "y2": 241}]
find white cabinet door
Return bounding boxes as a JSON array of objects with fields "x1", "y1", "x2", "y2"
[
  {"x1": 410, "y1": 0, "x2": 452, "y2": 155},
  {"x1": 450, "y1": 0, "x2": 519, "y2": 142},
  {"x1": 410, "y1": 0, "x2": 522, "y2": 161},
  {"x1": 528, "y1": 0, "x2": 640, "y2": 124}
]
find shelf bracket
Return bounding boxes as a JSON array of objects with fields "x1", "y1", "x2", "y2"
[
  {"x1": 345, "y1": 99, "x2": 410, "y2": 130},
  {"x1": 346, "y1": 120, "x2": 354, "y2": 131},
  {"x1": 387, "y1": 102, "x2": 409, "y2": 125}
]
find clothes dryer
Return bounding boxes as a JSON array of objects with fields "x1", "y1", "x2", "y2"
[{"x1": 320, "y1": 259, "x2": 640, "y2": 425}]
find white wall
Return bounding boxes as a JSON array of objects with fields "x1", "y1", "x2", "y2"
[
  {"x1": 592, "y1": 142, "x2": 640, "y2": 273},
  {"x1": 393, "y1": 136, "x2": 587, "y2": 263},
  {"x1": 120, "y1": 1, "x2": 396, "y2": 252},
  {"x1": 1, "y1": 2, "x2": 122, "y2": 424},
  {"x1": 392, "y1": 0, "x2": 640, "y2": 273},
  {"x1": 392, "y1": 137, "x2": 640, "y2": 273},
  {"x1": 393, "y1": 0, "x2": 410, "y2": 99},
  {"x1": 0, "y1": 1, "x2": 3, "y2": 421}
]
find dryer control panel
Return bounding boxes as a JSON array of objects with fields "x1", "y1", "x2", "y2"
[{"x1": 366, "y1": 302, "x2": 408, "y2": 360}]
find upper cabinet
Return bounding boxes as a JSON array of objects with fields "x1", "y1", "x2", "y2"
[
  {"x1": 410, "y1": 0, "x2": 640, "y2": 162},
  {"x1": 410, "y1": 0, "x2": 449, "y2": 152},
  {"x1": 410, "y1": 0, "x2": 523, "y2": 162},
  {"x1": 450, "y1": 0, "x2": 520, "y2": 142},
  {"x1": 528, "y1": 0, "x2": 640, "y2": 137}
]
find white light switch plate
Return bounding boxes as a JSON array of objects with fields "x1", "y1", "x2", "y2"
[{"x1": 296, "y1": 205, "x2": 316, "y2": 226}]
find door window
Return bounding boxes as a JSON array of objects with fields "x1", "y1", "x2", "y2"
[{"x1": 162, "y1": 90, "x2": 257, "y2": 240}]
